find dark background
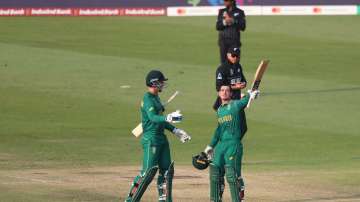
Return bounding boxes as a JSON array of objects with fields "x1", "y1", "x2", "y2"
[{"x1": 0, "y1": 0, "x2": 359, "y2": 8}]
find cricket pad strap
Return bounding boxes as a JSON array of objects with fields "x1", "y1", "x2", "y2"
[
  {"x1": 225, "y1": 165, "x2": 241, "y2": 202},
  {"x1": 125, "y1": 166, "x2": 158, "y2": 202},
  {"x1": 210, "y1": 164, "x2": 222, "y2": 202}
]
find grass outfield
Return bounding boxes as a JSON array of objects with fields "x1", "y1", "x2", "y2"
[{"x1": 0, "y1": 16, "x2": 359, "y2": 201}]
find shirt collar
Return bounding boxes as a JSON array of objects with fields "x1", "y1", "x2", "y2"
[{"x1": 220, "y1": 100, "x2": 232, "y2": 107}]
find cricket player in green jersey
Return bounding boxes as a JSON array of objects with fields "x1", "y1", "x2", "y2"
[
  {"x1": 204, "y1": 85, "x2": 259, "y2": 202},
  {"x1": 125, "y1": 70, "x2": 191, "y2": 202}
]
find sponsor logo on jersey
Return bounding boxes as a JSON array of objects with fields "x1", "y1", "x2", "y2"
[
  {"x1": 218, "y1": 114, "x2": 233, "y2": 124},
  {"x1": 217, "y1": 73, "x2": 223, "y2": 80}
]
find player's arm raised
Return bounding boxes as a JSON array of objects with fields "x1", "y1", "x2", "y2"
[{"x1": 235, "y1": 90, "x2": 259, "y2": 109}]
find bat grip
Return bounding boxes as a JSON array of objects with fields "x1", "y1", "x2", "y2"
[{"x1": 246, "y1": 99, "x2": 252, "y2": 108}]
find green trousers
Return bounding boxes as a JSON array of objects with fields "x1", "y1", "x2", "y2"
[
  {"x1": 213, "y1": 140, "x2": 243, "y2": 175},
  {"x1": 141, "y1": 138, "x2": 171, "y2": 175},
  {"x1": 211, "y1": 140, "x2": 244, "y2": 202},
  {"x1": 141, "y1": 137, "x2": 172, "y2": 201}
]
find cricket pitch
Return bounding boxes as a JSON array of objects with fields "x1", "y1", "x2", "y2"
[{"x1": 0, "y1": 166, "x2": 359, "y2": 202}]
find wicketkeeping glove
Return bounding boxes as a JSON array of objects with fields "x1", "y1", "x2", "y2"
[
  {"x1": 247, "y1": 89, "x2": 260, "y2": 100},
  {"x1": 166, "y1": 110, "x2": 182, "y2": 123},
  {"x1": 172, "y1": 128, "x2": 191, "y2": 143},
  {"x1": 204, "y1": 145, "x2": 214, "y2": 160}
]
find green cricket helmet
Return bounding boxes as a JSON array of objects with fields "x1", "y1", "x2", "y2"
[{"x1": 192, "y1": 152, "x2": 210, "y2": 170}]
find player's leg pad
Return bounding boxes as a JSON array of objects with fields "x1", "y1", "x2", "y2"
[
  {"x1": 158, "y1": 161, "x2": 174, "y2": 202},
  {"x1": 225, "y1": 166, "x2": 242, "y2": 202},
  {"x1": 239, "y1": 177, "x2": 245, "y2": 201},
  {"x1": 125, "y1": 166, "x2": 158, "y2": 202},
  {"x1": 210, "y1": 164, "x2": 222, "y2": 202},
  {"x1": 219, "y1": 168, "x2": 226, "y2": 199}
]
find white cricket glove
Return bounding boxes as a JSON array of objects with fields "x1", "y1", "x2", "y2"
[
  {"x1": 166, "y1": 110, "x2": 182, "y2": 123},
  {"x1": 204, "y1": 145, "x2": 214, "y2": 160},
  {"x1": 247, "y1": 89, "x2": 260, "y2": 100},
  {"x1": 172, "y1": 128, "x2": 191, "y2": 143}
]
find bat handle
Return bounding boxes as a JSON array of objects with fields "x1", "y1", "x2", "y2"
[
  {"x1": 246, "y1": 98, "x2": 252, "y2": 108},
  {"x1": 246, "y1": 89, "x2": 255, "y2": 108}
]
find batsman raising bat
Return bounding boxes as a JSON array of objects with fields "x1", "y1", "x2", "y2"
[
  {"x1": 124, "y1": 70, "x2": 191, "y2": 202},
  {"x1": 204, "y1": 85, "x2": 259, "y2": 202}
]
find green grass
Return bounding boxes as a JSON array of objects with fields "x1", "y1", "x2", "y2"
[{"x1": 0, "y1": 16, "x2": 360, "y2": 201}]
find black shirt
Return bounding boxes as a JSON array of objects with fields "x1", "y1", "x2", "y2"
[
  {"x1": 216, "y1": 60, "x2": 247, "y2": 99},
  {"x1": 216, "y1": 6, "x2": 246, "y2": 41}
]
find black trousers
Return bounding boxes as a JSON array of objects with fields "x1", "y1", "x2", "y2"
[{"x1": 218, "y1": 38, "x2": 241, "y2": 63}]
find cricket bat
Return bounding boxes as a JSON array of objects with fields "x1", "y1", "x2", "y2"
[
  {"x1": 247, "y1": 60, "x2": 270, "y2": 108},
  {"x1": 132, "y1": 91, "x2": 179, "y2": 137}
]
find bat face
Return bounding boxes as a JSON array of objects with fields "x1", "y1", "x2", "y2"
[
  {"x1": 251, "y1": 60, "x2": 269, "y2": 91},
  {"x1": 247, "y1": 60, "x2": 270, "y2": 108}
]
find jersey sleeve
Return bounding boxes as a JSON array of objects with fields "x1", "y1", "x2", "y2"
[
  {"x1": 164, "y1": 122, "x2": 175, "y2": 132},
  {"x1": 233, "y1": 9, "x2": 246, "y2": 31},
  {"x1": 143, "y1": 97, "x2": 166, "y2": 123},
  {"x1": 216, "y1": 9, "x2": 226, "y2": 31},
  {"x1": 216, "y1": 66, "x2": 227, "y2": 91},
  {"x1": 240, "y1": 65, "x2": 247, "y2": 83},
  {"x1": 234, "y1": 94, "x2": 250, "y2": 110},
  {"x1": 209, "y1": 124, "x2": 221, "y2": 148}
]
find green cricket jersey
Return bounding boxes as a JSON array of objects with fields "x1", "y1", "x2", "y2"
[
  {"x1": 210, "y1": 95, "x2": 250, "y2": 147},
  {"x1": 141, "y1": 92, "x2": 175, "y2": 144}
]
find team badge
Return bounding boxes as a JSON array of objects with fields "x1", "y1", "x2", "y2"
[{"x1": 217, "y1": 73, "x2": 223, "y2": 79}]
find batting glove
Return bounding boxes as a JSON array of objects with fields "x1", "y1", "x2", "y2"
[
  {"x1": 247, "y1": 89, "x2": 260, "y2": 100},
  {"x1": 166, "y1": 110, "x2": 182, "y2": 123},
  {"x1": 172, "y1": 128, "x2": 191, "y2": 143},
  {"x1": 204, "y1": 145, "x2": 214, "y2": 160}
]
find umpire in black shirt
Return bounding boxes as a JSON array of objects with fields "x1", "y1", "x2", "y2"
[
  {"x1": 213, "y1": 46, "x2": 247, "y2": 110},
  {"x1": 216, "y1": 0, "x2": 246, "y2": 63}
]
